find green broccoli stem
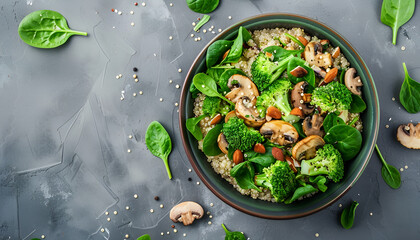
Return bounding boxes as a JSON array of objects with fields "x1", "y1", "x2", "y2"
[
  {"x1": 163, "y1": 157, "x2": 172, "y2": 179},
  {"x1": 254, "y1": 174, "x2": 271, "y2": 188},
  {"x1": 348, "y1": 116, "x2": 359, "y2": 127}
]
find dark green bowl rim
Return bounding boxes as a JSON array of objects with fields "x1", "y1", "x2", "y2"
[{"x1": 179, "y1": 13, "x2": 379, "y2": 219}]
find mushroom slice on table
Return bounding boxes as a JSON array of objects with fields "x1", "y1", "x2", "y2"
[
  {"x1": 217, "y1": 133, "x2": 229, "y2": 154},
  {"x1": 302, "y1": 114, "x2": 325, "y2": 137},
  {"x1": 260, "y1": 120, "x2": 299, "y2": 146},
  {"x1": 291, "y1": 81, "x2": 315, "y2": 115},
  {"x1": 235, "y1": 96, "x2": 266, "y2": 128},
  {"x1": 397, "y1": 123, "x2": 420, "y2": 149},
  {"x1": 292, "y1": 135, "x2": 325, "y2": 161},
  {"x1": 345, "y1": 68, "x2": 363, "y2": 95},
  {"x1": 169, "y1": 201, "x2": 204, "y2": 226},
  {"x1": 304, "y1": 42, "x2": 333, "y2": 68},
  {"x1": 225, "y1": 74, "x2": 259, "y2": 104}
]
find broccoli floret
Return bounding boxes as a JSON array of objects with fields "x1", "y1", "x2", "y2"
[
  {"x1": 222, "y1": 117, "x2": 264, "y2": 152},
  {"x1": 202, "y1": 96, "x2": 231, "y2": 118},
  {"x1": 300, "y1": 144, "x2": 344, "y2": 183},
  {"x1": 311, "y1": 81, "x2": 352, "y2": 113},
  {"x1": 255, "y1": 161, "x2": 297, "y2": 202},
  {"x1": 255, "y1": 79, "x2": 300, "y2": 123},
  {"x1": 251, "y1": 52, "x2": 294, "y2": 91}
]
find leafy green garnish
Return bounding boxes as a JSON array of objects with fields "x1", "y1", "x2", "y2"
[
  {"x1": 375, "y1": 144, "x2": 401, "y2": 189},
  {"x1": 349, "y1": 94, "x2": 367, "y2": 113},
  {"x1": 186, "y1": 115, "x2": 207, "y2": 140},
  {"x1": 194, "y1": 14, "x2": 210, "y2": 32},
  {"x1": 193, "y1": 73, "x2": 234, "y2": 105},
  {"x1": 186, "y1": 0, "x2": 219, "y2": 14},
  {"x1": 287, "y1": 57, "x2": 316, "y2": 87},
  {"x1": 137, "y1": 234, "x2": 151, "y2": 240},
  {"x1": 399, "y1": 62, "x2": 420, "y2": 113},
  {"x1": 18, "y1": 10, "x2": 87, "y2": 48},
  {"x1": 145, "y1": 121, "x2": 173, "y2": 179},
  {"x1": 222, "y1": 223, "x2": 246, "y2": 240},
  {"x1": 285, "y1": 185, "x2": 318, "y2": 204},
  {"x1": 230, "y1": 161, "x2": 261, "y2": 192},
  {"x1": 341, "y1": 201, "x2": 359, "y2": 229},
  {"x1": 323, "y1": 112, "x2": 345, "y2": 133},
  {"x1": 380, "y1": 0, "x2": 415, "y2": 45},
  {"x1": 206, "y1": 40, "x2": 234, "y2": 68},
  {"x1": 219, "y1": 27, "x2": 251, "y2": 65},
  {"x1": 324, "y1": 124, "x2": 362, "y2": 161},
  {"x1": 202, "y1": 124, "x2": 223, "y2": 156}
]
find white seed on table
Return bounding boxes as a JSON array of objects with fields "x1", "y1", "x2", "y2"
[
  {"x1": 150, "y1": 209, "x2": 154, "y2": 213},
  {"x1": 175, "y1": 102, "x2": 179, "y2": 106},
  {"x1": 160, "y1": 98, "x2": 163, "y2": 102},
  {"x1": 194, "y1": 38, "x2": 198, "y2": 42},
  {"x1": 192, "y1": 22, "x2": 196, "y2": 26},
  {"x1": 228, "y1": 16, "x2": 232, "y2": 19},
  {"x1": 101, "y1": 228, "x2": 105, "y2": 232},
  {"x1": 161, "y1": 232, "x2": 164, "y2": 236},
  {"x1": 370, "y1": 212, "x2": 373, "y2": 216},
  {"x1": 405, "y1": 165, "x2": 408, "y2": 169},
  {"x1": 160, "y1": 204, "x2": 164, "y2": 208},
  {"x1": 127, "y1": 149, "x2": 131, "y2": 153},
  {"x1": 118, "y1": 11, "x2": 122, "y2": 15},
  {"x1": 114, "y1": 211, "x2": 118, "y2": 215},
  {"x1": 131, "y1": 22, "x2": 135, "y2": 26},
  {"x1": 209, "y1": 215, "x2": 213, "y2": 218},
  {"x1": 401, "y1": 46, "x2": 406, "y2": 51},
  {"x1": 107, "y1": 217, "x2": 111, "y2": 222},
  {"x1": 133, "y1": 74, "x2": 137, "y2": 78},
  {"x1": 134, "y1": 78, "x2": 139, "y2": 82},
  {"x1": 191, "y1": 34, "x2": 195, "y2": 37},
  {"x1": 169, "y1": 80, "x2": 173, "y2": 83},
  {"x1": 105, "y1": 211, "x2": 109, "y2": 215},
  {"x1": 41, "y1": 235, "x2": 45, "y2": 239},
  {"x1": 174, "y1": 229, "x2": 178, "y2": 233},
  {"x1": 169, "y1": 36, "x2": 173, "y2": 40},
  {"x1": 188, "y1": 169, "x2": 192, "y2": 172},
  {"x1": 130, "y1": 11, "x2": 134, "y2": 15},
  {"x1": 125, "y1": 234, "x2": 129, "y2": 238},
  {"x1": 176, "y1": 84, "x2": 180, "y2": 88},
  {"x1": 210, "y1": 203, "x2": 214, "y2": 207},
  {"x1": 178, "y1": 68, "x2": 182, "y2": 72},
  {"x1": 400, "y1": 168, "x2": 404, "y2": 172},
  {"x1": 315, "y1": 233, "x2": 319, "y2": 237},
  {"x1": 128, "y1": 135, "x2": 133, "y2": 139},
  {"x1": 203, "y1": 29, "x2": 207, "y2": 33},
  {"x1": 218, "y1": 29, "x2": 222, "y2": 32},
  {"x1": 133, "y1": 93, "x2": 137, "y2": 97},
  {"x1": 208, "y1": 221, "x2": 212, "y2": 225},
  {"x1": 139, "y1": 91, "x2": 143, "y2": 95},
  {"x1": 141, "y1": 2, "x2": 146, "y2": 6},
  {"x1": 196, "y1": 182, "x2": 200, "y2": 185},
  {"x1": 170, "y1": 3, "x2": 173, "y2": 6},
  {"x1": 134, "y1": 194, "x2": 138, "y2": 199},
  {"x1": 126, "y1": 206, "x2": 130, "y2": 210},
  {"x1": 167, "y1": 231, "x2": 170, "y2": 235}
]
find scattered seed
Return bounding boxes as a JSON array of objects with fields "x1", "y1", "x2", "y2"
[
  {"x1": 160, "y1": 204, "x2": 164, "y2": 208},
  {"x1": 174, "y1": 229, "x2": 178, "y2": 233},
  {"x1": 153, "y1": 53, "x2": 157, "y2": 57},
  {"x1": 167, "y1": 232, "x2": 170, "y2": 235},
  {"x1": 203, "y1": 29, "x2": 207, "y2": 33},
  {"x1": 169, "y1": 36, "x2": 173, "y2": 40},
  {"x1": 169, "y1": 80, "x2": 173, "y2": 83},
  {"x1": 159, "y1": 98, "x2": 163, "y2": 102},
  {"x1": 150, "y1": 209, "x2": 154, "y2": 213},
  {"x1": 370, "y1": 212, "x2": 373, "y2": 216},
  {"x1": 133, "y1": 74, "x2": 137, "y2": 79},
  {"x1": 125, "y1": 234, "x2": 130, "y2": 239},
  {"x1": 178, "y1": 68, "x2": 182, "y2": 72},
  {"x1": 41, "y1": 235, "x2": 45, "y2": 239},
  {"x1": 133, "y1": 67, "x2": 138, "y2": 72},
  {"x1": 197, "y1": 37, "x2": 201, "y2": 41},
  {"x1": 141, "y1": 2, "x2": 146, "y2": 6},
  {"x1": 171, "y1": 225, "x2": 175, "y2": 228},
  {"x1": 175, "y1": 102, "x2": 179, "y2": 106},
  {"x1": 188, "y1": 177, "x2": 192, "y2": 181},
  {"x1": 401, "y1": 46, "x2": 406, "y2": 51},
  {"x1": 170, "y1": 3, "x2": 173, "y2": 6},
  {"x1": 134, "y1": 194, "x2": 138, "y2": 199},
  {"x1": 194, "y1": 38, "x2": 198, "y2": 42},
  {"x1": 209, "y1": 215, "x2": 213, "y2": 219},
  {"x1": 196, "y1": 181, "x2": 200, "y2": 185},
  {"x1": 154, "y1": 196, "x2": 160, "y2": 201},
  {"x1": 315, "y1": 233, "x2": 319, "y2": 237},
  {"x1": 191, "y1": 34, "x2": 194, "y2": 37},
  {"x1": 131, "y1": 22, "x2": 135, "y2": 26},
  {"x1": 207, "y1": 211, "x2": 210, "y2": 215},
  {"x1": 101, "y1": 228, "x2": 105, "y2": 232},
  {"x1": 385, "y1": 124, "x2": 389, "y2": 128},
  {"x1": 183, "y1": 233, "x2": 187, "y2": 237},
  {"x1": 389, "y1": 118, "x2": 392, "y2": 121},
  {"x1": 105, "y1": 211, "x2": 109, "y2": 215},
  {"x1": 126, "y1": 206, "x2": 130, "y2": 210},
  {"x1": 208, "y1": 221, "x2": 212, "y2": 225},
  {"x1": 114, "y1": 211, "x2": 118, "y2": 215},
  {"x1": 192, "y1": 22, "x2": 196, "y2": 26},
  {"x1": 188, "y1": 169, "x2": 192, "y2": 172},
  {"x1": 107, "y1": 217, "x2": 111, "y2": 222},
  {"x1": 228, "y1": 16, "x2": 232, "y2": 19},
  {"x1": 405, "y1": 165, "x2": 408, "y2": 169},
  {"x1": 218, "y1": 29, "x2": 222, "y2": 32},
  {"x1": 118, "y1": 11, "x2": 122, "y2": 15},
  {"x1": 339, "y1": 204, "x2": 342, "y2": 208},
  {"x1": 111, "y1": 8, "x2": 115, "y2": 12},
  {"x1": 130, "y1": 11, "x2": 134, "y2": 15},
  {"x1": 134, "y1": 78, "x2": 139, "y2": 82},
  {"x1": 139, "y1": 91, "x2": 143, "y2": 95},
  {"x1": 400, "y1": 168, "x2": 404, "y2": 172},
  {"x1": 134, "y1": 2, "x2": 138, "y2": 6},
  {"x1": 127, "y1": 149, "x2": 131, "y2": 153},
  {"x1": 392, "y1": 97, "x2": 396, "y2": 101},
  {"x1": 210, "y1": 203, "x2": 214, "y2": 207},
  {"x1": 161, "y1": 232, "x2": 164, "y2": 236},
  {"x1": 175, "y1": 84, "x2": 180, "y2": 89},
  {"x1": 133, "y1": 93, "x2": 137, "y2": 97}
]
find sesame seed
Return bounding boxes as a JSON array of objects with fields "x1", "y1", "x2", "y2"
[
  {"x1": 139, "y1": 91, "x2": 143, "y2": 95},
  {"x1": 188, "y1": 168, "x2": 192, "y2": 172},
  {"x1": 161, "y1": 232, "x2": 164, "y2": 236},
  {"x1": 160, "y1": 204, "x2": 164, "y2": 208},
  {"x1": 176, "y1": 84, "x2": 180, "y2": 88},
  {"x1": 192, "y1": 22, "x2": 196, "y2": 26},
  {"x1": 128, "y1": 135, "x2": 133, "y2": 139},
  {"x1": 191, "y1": 34, "x2": 194, "y2": 37},
  {"x1": 228, "y1": 16, "x2": 232, "y2": 19},
  {"x1": 405, "y1": 165, "x2": 408, "y2": 169},
  {"x1": 133, "y1": 74, "x2": 137, "y2": 78},
  {"x1": 127, "y1": 149, "x2": 131, "y2": 153},
  {"x1": 174, "y1": 229, "x2": 178, "y2": 233},
  {"x1": 339, "y1": 204, "x2": 342, "y2": 208},
  {"x1": 389, "y1": 117, "x2": 392, "y2": 121},
  {"x1": 116, "y1": 75, "x2": 119, "y2": 79},
  {"x1": 218, "y1": 29, "x2": 222, "y2": 32},
  {"x1": 197, "y1": 37, "x2": 201, "y2": 41},
  {"x1": 208, "y1": 221, "x2": 212, "y2": 225},
  {"x1": 385, "y1": 124, "x2": 389, "y2": 128},
  {"x1": 159, "y1": 98, "x2": 163, "y2": 102},
  {"x1": 134, "y1": 79, "x2": 139, "y2": 82},
  {"x1": 170, "y1": 3, "x2": 173, "y2": 6},
  {"x1": 125, "y1": 234, "x2": 130, "y2": 238},
  {"x1": 400, "y1": 168, "x2": 404, "y2": 172},
  {"x1": 169, "y1": 80, "x2": 173, "y2": 83},
  {"x1": 167, "y1": 232, "x2": 170, "y2": 235},
  {"x1": 203, "y1": 29, "x2": 207, "y2": 33},
  {"x1": 392, "y1": 97, "x2": 396, "y2": 101},
  {"x1": 401, "y1": 46, "x2": 406, "y2": 51},
  {"x1": 315, "y1": 233, "x2": 319, "y2": 237},
  {"x1": 153, "y1": 53, "x2": 157, "y2": 57},
  {"x1": 114, "y1": 211, "x2": 118, "y2": 215},
  {"x1": 141, "y1": 2, "x2": 146, "y2": 6},
  {"x1": 118, "y1": 11, "x2": 122, "y2": 15},
  {"x1": 107, "y1": 217, "x2": 111, "y2": 222},
  {"x1": 194, "y1": 38, "x2": 198, "y2": 41},
  {"x1": 169, "y1": 36, "x2": 173, "y2": 40},
  {"x1": 175, "y1": 102, "x2": 179, "y2": 106},
  {"x1": 130, "y1": 11, "x2": 134, "y2": 15},
  {"x1": 134, "y1": 194, "x2": 138, "y2": 199},
  {"x1": 126, "y1": 206, "x2": 130, "y2": 210},
  {"x1": 207, "y1": 211, "x2": 211, "y2": 215},
  {"x1": 101, "y1": 228, "x2": 105, "y2": 232},
  {"x1": 131, "y1": 22, "x2": 135, "y2": 26},
  {"x1": 105, "y1": 211, "x2": 109, "y2": 215},
  {"x1": 183, "y1": 233, "x2": 187, "y2": 237},
  {"x1": 209, "y1": 215, "x2": 213, "y2": 218},
  {"x1": 41, "y1": 235, "x2": 45, "y2": 239},
  {"x1": 133, "y1": 93, "x2": 137, "y2": 97},
  {"x1": 370, "y1": 212, "x2": 373, "y2": 216},
  {"x1": 178, "y1": 68, "x2": 182, "y2": 72},
  {"x1": 150, "y1": 209, "x2": 154, "y2": 213},
  {"x1": 210, "y1": 203, "x2": 214, "y2": 207}
]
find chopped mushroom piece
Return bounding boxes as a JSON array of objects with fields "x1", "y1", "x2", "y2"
[
  {"x1": 260, "y1": 120, "x2": 299, "y2": 146},
  {"x1": 292, "y1": 135, "x2": 325, "y2": 161},
  {"x1": 303, "y1": 114, "x2": 325, "y2": 137},
  {"x1": 169, "y1": 201, "x2": 204, "y2": 226},
  {"x1": 397, "y1": 123, "x2": 420, "y2": 149},
  {"x1": 291, "y1": 81, "x2": 315, "y2": 115},
  {"x1": 224, "y1": 110, "x2": 236, "y2": 123},
  {"x1": 304, "y1": 42, "x2": 333, "y2": 68},
  {"x1": 225, "y1": 74, "x2": 259, "y2": 104},
  {"x1": 345, "y1": 68, "x2": 363, "y2": 95},
  {"x1": 235, "y1": 96, "x2": 266, "y2": 127},
  {"x1": 217, "y1": 133, "x2": 229, "y2": 154},
  {"x1": 290, "y1": 66, "x2": 308, "y2": 78}
]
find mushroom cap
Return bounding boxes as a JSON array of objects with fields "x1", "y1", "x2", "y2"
[
  {"x1": 225, "y1": 74, "x2": 259, "y2": 104},
  {"x1": 302, "y1": 114, "x2": 325, "y2": 137},
  {"x1": 292, "y1": 135, "x2": 325, "y2": 161},
  {"x1": 397, "y1": 123, "x2": 420, "y2": 149},
  {"x1": 169, "y1": 201, "x2": 204, "y2": 226},
  {"x1": 345, "y1": 68, "x2": 363, "y2": 95},
  {"x1": 291, "y1": 81, "x2": 315, "y2": 115},
  {"x1": 224, "y1": 110, "x2": 236, "y2": 123},
  {"x1": 235, "y1": 96, "x2": 266, "y2": 128},
  {"x1": 217, "y1": 133, "x2": 229, "y2": 154},
  {"x1": 304, "y1": 42, "x2": 333, "y2": 68},
  {"x1": 260, "y1": 120, "x2": 299, "y2": 146}
]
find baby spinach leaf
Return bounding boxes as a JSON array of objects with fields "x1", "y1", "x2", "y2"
[
  {"x1": 230, "y1": 161, "x2": 260, "y2": 191},
  {"x1": 381, "y1": 0, "x2": 415, "y2": 45},
  {"x1": 145, "y1": 121, "x2": 173, "y2": 179},
  {"x1": 18, "y1": 10, "x2": 87, "y2": 48},
  {"x1": 349, "y1": 94, "x2": 367, "y2": 113},
  {"x1": 263, "y1": 46, "x2": 303, "y2": 62},
  {"x1": 309, "y1": 176, "x2": 328, "y2": 192},
  {"x1": 137, "y1": 234, "x2": 151, "y2": 240},
  {"x1": 293, "y1": 121, "x2": 307, "y2": 138},
  {"x1": 285, "y1": 185, "x2": 318, "y2": 204},
  {"x1": 206, "y1": 40, "x2": 234, "y2": 68},
  {"x1": 186, "y1": 0, "x2": 219, "y2": 14},
  {"x1": 193, "y1": 73, "x2": 234, "y2": 105},
  {"x1": 189, "y1": 82, "x2": 200, "y2": 98},
  {"x1": 194, "y1": 14, "x2": 210, "y2": 31},
  {"x1": 375, "y1": 144, "x2": 401, "y2": 189},
  {"x1": 324, "y1": 124, "x2": 362, "y2": 161},
  {"x1": 287, "y1": 57, "x2": 315, "y2": 87},
  {"x1": 323, "y1": 112, "x2": 345, "y2": 133},
  {"x1": 218, "y1": 68, "x2": 247, "y2": 92},
  {"x1": 339, "y1": 68, "x2": 346, "y2": 84},
  {"x1": 220, "y1": 27, "x2": 251, "y2": 65},
  {"x1": 186, "y1": 115, "x2": 207, "y2": 140},
  {"x1": 206, "y1": 68, "x2": 226, "y2": 85},
  {"x1": 203, "y1": 124, "x2": 223, "y2": 156},
  {"x1": 341, "y1": 201, "x2": 359, "y2": 229},
  {"x1": 399, "y1": 62, "x2": 420, "y2": 113},
  {"x1": 245, "y1": 147, "x2": 276, "y2": 168},
  {"x1": 222, "y1": 223, "x2": 246, "y2": 240}
]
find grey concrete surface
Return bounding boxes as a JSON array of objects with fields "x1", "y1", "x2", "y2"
[{"x1": 0, "y1": 0, "x2": 419, "y2": 239}]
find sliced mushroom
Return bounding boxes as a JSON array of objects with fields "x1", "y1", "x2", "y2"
[
  {"x1": 302, "y1": 114, "x2": 325, "y2": 137},
  {"x1": 169, "y1": 201, "x2": 204, "y2": 226},
  {"x1": 292, "y1": 135, "x2": 325, "y2": 161},
  {"x1": 397, "y1": 123, "x2": 420, "y2": 149},
  {"x1": 345, "y1": 68, "x2": 363, "y2": 95},
  {"x1": 235, "y1": 96, "x2": 266, "y2": 127},
  {"x1": 291, "y1": 81, "x2": 315, "y2": 115},
  {"x1": 217, "y1": 133, "x2": 229, "y2": 154},
  {"x1": 225, "y1": 110, "x2": 236, "y2": 123},
  {"x1": 304, "y1": 42, "x2": 333, "y2": 68},
  {"x1": 260, "y1": 120, "x2": 299, "y2": 146},
  {"x1": 225, "y1": 74, "x2": 259, "y2": 104},
  {"x1": 290, "y1": 66, "x2": 308, "y2": 77}
]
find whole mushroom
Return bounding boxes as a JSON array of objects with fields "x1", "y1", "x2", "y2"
[
  {"x1": 344, "y1": 68, "x2": 363, "y2": 95},
  {"x1": 397, "y1": 123, "x2": 420, "y2": 149},
  {"x1": 260, "y1": 120, "x2": 299, "y2": 145},
  {"x1": 291, "y1": 81, "x2": 315, "y2": 115},
  {"x1": 304, "y1": 42, "x2": 333, "y2": 68},
  {"x1": 292, "y1": 135, "x2": 325, "y2": 161},
  {"x1": 235, "y1": 96, "x2": 266, "y2": 128},
  {"x1": 225, "y1": 74, "x2": 259, "y2": 104},
  {"x1": 302, "y1": 114, "x2": 325, "y2": 137},
  {"x1": 169, "y1": 201, "x2": 204, "y2": 226}
]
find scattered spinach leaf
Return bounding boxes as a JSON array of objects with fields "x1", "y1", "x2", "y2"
[
  {"x1": 293, "y1": 121, "x2": 307, "y2": 138},
  {"x1": 287, "y1": 57, "x2": 316, "y2": 87},
  {"x1": 222, "y1": 223, "x2": 246, "y2": 240},
  {"x1": 194, "y1": 14, "x2": 210, "y2": 31},
  {"x1": 340, "y1": 201, "x2": 359, "y2": 229},
  {"x1": 220, "y1": 27, "x2": 251, "y2": 65},
  {"x1": 137, "y1": 234, "x2": 151, "y2": 240},
  {"x1": 399, "y1": 62, "x2": 420, "y2": 113},
  {"x1": 285, "y1": 184, "x2": 318, "y2": 204},
  {"x1": 380, "y1": 0, "x2": 415, "y2": 45},
  {"x1": 375, "y1": 144, "x2": 401, "y2": 189},
  {"x1": 145, "y1": 121, "x2": 173, "y2": 179},
  {"x1": 284, "y1": 32, "x2": 305, "y2": 48},
  {"x1": 218, "y1": 68, "x2": 247, "y2": 92},
  {"x1": 230, "y1": 161, "x2": 260, "y2": 192},
  {"x1": 203, "y1": 124, "x2": 223, "y2": 156},
  {"x1": 18, "y1": 10, "x2": 87, "y2": 48},
  {"x1": 349, "y1": 94, "x2": 367, "y2": 113},
  {"x1": 206, "y1": 40, "x2": 234, "y2": 68},
  {"x1": 309, "y1": 176, "x2": 328, "y2": 192},
  {"x1": 193, "y1": 73, "x2": 234, "y2": 105},
  {"x1": 324, "y1": 124, "x2": 362, "y2": 161},
  {"x1": 263, "y1": 46, "x2": 303, "y2": 62},
  {"x1": 186, "y1": 115, "x2": 207, "y2": 140},
  {"x1": 186, "y1": 0, "x2": 219, "y2": 14},
  {"x1": 323, "y1": 112, "x2": 345, "y2": 133}
]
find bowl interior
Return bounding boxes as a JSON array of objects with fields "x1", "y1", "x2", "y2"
[{"x1": 180, "y1": 14, "x2": 379, "y2": 219}]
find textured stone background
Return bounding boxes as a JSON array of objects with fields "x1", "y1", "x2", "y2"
[{"x1": 0, "y1": 0, "x2": 419, "y2": 239}]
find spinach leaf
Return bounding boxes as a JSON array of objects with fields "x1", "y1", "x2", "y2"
[
  {"x1": 189, "y1": 81, "x2": 200, "y2": 98},
  {"x1": 285, "y1": 185, "x2": 318, "y2": 204},
  {"x1": 309, "y1": 176, "x2": 328, "y2": 192},
  {"x1": 287, "y1": 57, "x2": 316, "y2": 87},
  {"x1": 245, "y1": 146, "x2": 276, "y2": 169},
  {"x1": 263, "y1": 46, "x2": 303, "y2": 62},
  {"x1": 206, "y1": 40, "x2": 234, "y2": 68},
  {"x1": 194, "y1": 14, "x2": 210, "y2": 31},
  {"x1": 339, "y1": 68, "x2": 346, "y2": 84},
  {"x1": 399, "y1": 62, "x2": 420, "y2": 113},
  {"x1": 293, "y1": 121, "x2": 307, "y2": 138},
  {"x1": 186, "y1": 0, "x2": 219, "y2": 14},
  {"x1": 324, "y1": 124, "x2": 362, "y2": 161},
  {"x1": 340, "y1": 201, "x2": 359, "y2": 229},
  {"x1": 220, "y1": 27, "x2": 251, "y2": 65},
  {"x1": 193, "y1": 73, "x2": 234, "y2": 105},
  {"x1": 284, "y1": 33, "x2": 305, "y2": 48},
  {"x1": 203, "y1": 124, "x2": 223, "y2": 156},
  {"x1": 380, "y1": 0, "x2": 415, "y2": 45},
  {"x1": 186, "y1": 115, "x2": 207, "y2": 140},
  {"x1": 145, "y1": 121, "x2": 173, "y2": 179},
  {"x1": 230, "y1": 161, "x2": 260, "y2": 191},
  {"x1": 137, "y1": 234, "x2": 151, "y2": 240},
  {"x1": 18, "y1": 10, "x2": 87, "y2": 48},
  {"x1": 218, "y1": 68, "x2": 247, "y2": 93},
  {"x1": 349, "y1": 94, "x2": 367, "y2": 113},
  {"x1": 222, "y1": 223, "x2": 246, "y2": 240},
  {"x1": 206, "y1": 67, "x2": 226, "y2": 86},
  {"x1": 375, "y1": 144, "x2": 401, "y2": 189},
  {"x1": 323, "y1": 112, "x2": 345, "y2": 133}
]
